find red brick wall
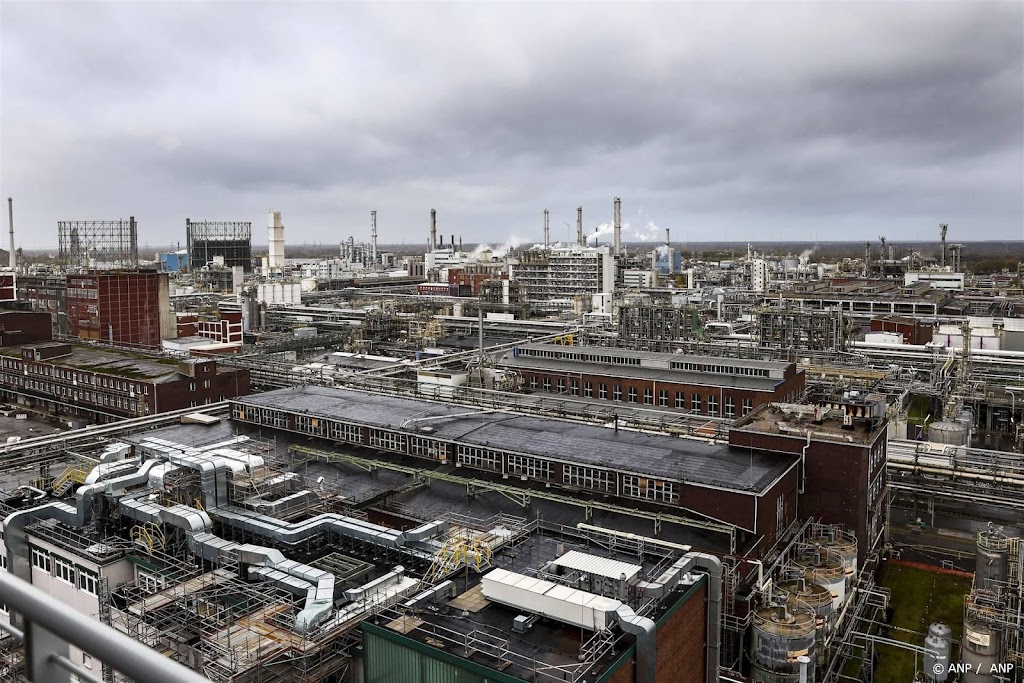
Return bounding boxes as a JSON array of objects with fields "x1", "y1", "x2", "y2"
[{"x1": 602, "y1": 580, "x2": 709, "y2": 683}]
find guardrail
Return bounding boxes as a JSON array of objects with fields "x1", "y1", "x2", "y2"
[{"x1": 0, "y1": 570, "x2": 209, "y2": 683}]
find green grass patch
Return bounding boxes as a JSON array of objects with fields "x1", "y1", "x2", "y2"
[{"x1": 873, "y1": 564, "x2": 971, "y2": 682}]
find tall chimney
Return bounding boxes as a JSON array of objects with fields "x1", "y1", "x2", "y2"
[
  {"x1": 613, "y1": 197, "x2": 622, "y2": 257},
  {"x1": 576, "y1": 206, "x2": 584, "y2": 247},
  {"x1": 6, "y1": 197, "x2": 14, "y2": 271},
  {"x1": 666, "y1": 228, "x2": 672, "y2": 275},
  {"x1": 940, "y1": 223, "x2": 948, "y2": 268},
  {"x1": 429, "y1": 209, "x2": 437, "y2": 251},
  {"x1": 451, "y1": 235, "x2": 455, "y2": 252},
  {"x1": 370, "y1": 210, "x2": 378, "y2": 265},
  {"x1": 543, "y1": 209, "x2": 550, "y2": 250}
]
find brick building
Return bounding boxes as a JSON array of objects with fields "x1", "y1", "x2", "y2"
[
  {"x1": 730, "y1": 399, "x2": 888, "y2": 566},
  {"x1": 0, "y1": 342, "x2": 249, "y2": 422},
  {"x1": 498, "y1": 343, "x2": 805, "y2": 419},
  {"x1": 0, "y1": 311, "x2": 52, "y2": 347},
  {"x1": 66, "y1": 271, "x2": 175, "y2": 348},
  {"x1": 869, "y1": 314, "x2": 934, "y2": 345}
]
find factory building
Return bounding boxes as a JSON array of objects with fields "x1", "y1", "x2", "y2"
[
  {"x1": 510, "y1": 246, "x2": 616, "y2": 315},
  {"x1": 0, "y1": 342, "x2": 250, "y2": 421},
  {"x1": 730, "y1": 398, "x2": 889, "y2": 566},
  {"x1": 231, "y1": 385, "x2": 801, "y2": 558},
  {"x1": 498, "y1": 343, "x2": 804, "y2": 417},
  {"x1": 66, "y1": 271, "x2": 175, "y2": 348},
  {"x1": 757, "y1": 303, "x2": 847, "y2": 353}
]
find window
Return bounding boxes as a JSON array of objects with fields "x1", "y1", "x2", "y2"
[
  {"x1": 189, "y1": 381, "x2": 196, "y2": 391},
  {"x1": 622, "y1": 475, "x2": 678, "y2": 503},
  {"x1": 54, "y1": 555, "x2": 75, "y2": 585},
  {"x1": 598, "y1": 383, "x2": 607, "y2": 400},
  {"x1": 584, "y1": 382, "x2": 593, "y2": 398},
  {"x1": 628, "y1": 387, "x2": 637, "y2": 403},
  {"x1": 708, "y1": 395, "x2": 718, "y2": 416},
  {"x1": 675, "y1": 391, "x2": 685, "y2": 409},
  {"x1": 369, "y1": 430, "x2": 406, "y2": 452},
  {"x1": 570, "y1": 380, "x2": 578, "y2": 396},
  {"x1": 563, "y1": 464, "x2": 614, "y2": 492},
  {"x1": 659, "y1": 390, "x2": 668, "y2": 407},
  {"x1": 725, "y1": 396, "x2": 736, "y2": 418},
  {"x1": 31, "y1": 547, "x2": 50, "y2": 573},
  {"x1": 328, "y1": 422, "x2": 363, "y2": 443},
  {"x1": 742, "y1": 398, "x2": 753, "y2": 416},
  {"x1": 643, "y1": 388, "x2": 653, "y2": 405},
  {"x1": 507, "y1": 455, "x2": 552, "y2": 480},
  {"x1": 79, "y1": 570, "x2": 97, "y2": 595},
  {"x1": 543, "y1": 377, "x2": 551, "y2": 391},
  {"x1": 296, "y1": 415, "x2": 326, "y2": 436},
  {"x1": 410, "y1": 436, "x2": 446, "y2": 460},
  {"x1": 456, "y1": 445, "x2": 501, "y2": 470},
  {"x1": 613, "y1": 385, "x2": 622, "y2": 402},
  {"x1": 556, "y1": 378, "x2": 565, "y2": 393},
  {"x1": 691, "y1": 394, "x2": 701, "y2": 412},
  {"x1": 138, "y1": 570, "x2": 165, "y2": 594},
  {"x1": 529, "y1": 376, "x2": 538, "y2": 390}
]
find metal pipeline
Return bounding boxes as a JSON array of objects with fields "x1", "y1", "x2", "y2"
[{"x1": 614, "y1": 604, "x2": 657, "y2": 683}]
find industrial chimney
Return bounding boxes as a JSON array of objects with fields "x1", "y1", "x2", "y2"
[
  {"x1": 940, "y1": 223, "x2": 948, "y2": 268},
  {"x1": 6, "y1": 197, "x2": 14, "y2": 271},
  {"x1": 430, "y1": 209, "x2": 437, "y2": 251},
  {"x1": 576, "y1": 206, "x2": 584, "y2": 247},
  {"x1": 613, "y1": 197, "x2": 622, "y2": 257},
  {"x1": 543, "y1": 209, "x2": 550, "y2": 250},
  {"x1": 370, "y1": 210, "x2": 378, "y2": 266},
  {"x1": 665, "y1": 228, "x2": 673, "y2": 275}
]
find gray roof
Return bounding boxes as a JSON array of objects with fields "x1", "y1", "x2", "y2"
[
  {"x1": 499, "y1": 354, "x2": 783, "y2": 391},
  {"x1": 236, "y1": 386, "x2": 796, "y2": 494}
]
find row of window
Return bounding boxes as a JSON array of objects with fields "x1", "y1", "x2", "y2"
[
  {"x1": 0, "y1": 359, "x2": 151, "y2": 395},
  {"x1": 29, "y1": 546, "x2": 98, "y2": 595},
  {"x1": 526, "y1": 375, "x2": 755, "y2": 416},
  {"x1": 518, "y1": 348, "x2": 643, "y2": 367},
  {"x1": 670, "y1": 361, "x2": 771, "y2": 377}
]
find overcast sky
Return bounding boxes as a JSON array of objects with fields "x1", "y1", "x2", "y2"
[{"x1": 1, "y1": 1, "x2": 1022, "y2": 251}]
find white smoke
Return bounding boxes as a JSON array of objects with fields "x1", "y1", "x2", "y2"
[
  {"x1": 632, "y1": 220, "x2": 661, "y2": 242},
  {"x1": 476, "y1": 234, "x2": 524, "y2": 259},
  {"x1": 798, "y1": 247, "x2": 816, "y2": 265}
]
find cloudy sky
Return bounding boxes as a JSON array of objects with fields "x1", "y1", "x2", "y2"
[{"x1": 1, "y1": 1, "x2": 1021, "y2": 250}]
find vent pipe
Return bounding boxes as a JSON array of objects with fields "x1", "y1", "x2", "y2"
[
  {"x1": 429, "y1": 209, "x2": 437, "y2": 251},
  {"x1": 613, "y1": 197, "x2": 622, "y2": 257},
  {"x1": 6, "y1": 197, "x2": 14, "y2": 271}
]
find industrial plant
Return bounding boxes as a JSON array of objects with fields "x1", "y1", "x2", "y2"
[{"x1": 0, "y1": 197, "x2": 1021, "y2": 683}]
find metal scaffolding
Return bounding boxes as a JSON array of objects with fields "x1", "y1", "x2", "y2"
[
  {"x1": 185, "y1": 220, "x2": 253, "y2": 272},
  {"x1": 57, "y1": 219, "x2": 139, "y2": 272}
]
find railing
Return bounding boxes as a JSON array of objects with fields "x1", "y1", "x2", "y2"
[{"x1": 0, "y1": 570, "x2": 209, "y2": 683}]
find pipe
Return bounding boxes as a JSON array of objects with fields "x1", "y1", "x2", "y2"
[
  {"x1": 614, "y1": 604, "x2": 656, "y2": 683},
  {"x1": 576, "y1": 206, "x2": 584, "y2": 247},
  {"x1": 798, "y1": 655, "x2": 810, "y2": 683},
  {"x1": 800, "y1": 431, "x2": 812, "y2": 494},
  {"x1": 370, "y1": 210, "x2": 377, "y2": 265},
  {"x1": 429, "y1": 209, "x2": 437, "y2": 251},
  {"x1": 16, "y1": 485, "x2": 47, "y2": 502}
]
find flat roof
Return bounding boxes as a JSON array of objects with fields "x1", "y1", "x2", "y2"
[
  {"x1": 500, "y1": 354, "x2": 784, "y2": 391},
  {"x1": 516, "y1": 343, "x2": 791, "y2": 370},
  {"x1": 235, "y1": 386, "x2": 796, "y2": 494},
  {"x1": 0, "y1": 343, "x2": 241, "y2": 382},
  {"x1": 733, "y1": 404, "x2": 886, "y2": 445}
]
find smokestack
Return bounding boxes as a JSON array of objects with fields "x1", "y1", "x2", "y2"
[
  {"x1": 666, "y1": 228, "x2": 672, "y2": 275},
  {"x1": 451, "y1": 235, "x2": 455, "y2": 252},
  {"x1": 6, "y1": 197, "x2": 14, "y2": 271},
  {"x1": 370, "y1": 210, "x2": 378, "y2": 266},
  {"x1": 613, "y1": 197, "x2": 622, "y2": 257},
  {"x1": 576, "y1": 206, "x2": 583, "y2": 247},
  {"x1": 940, "y1": 223, "x2": 948, "y2": 268},
  {"x1": 543, "y1": 209, "x2": 550, "y2": 250},
  {"x1": 430, "y1": 209, "x2": 437, "y2": 251},
  {"x1": 459, "y1": 236, "x2": 462, "y2": 252}
]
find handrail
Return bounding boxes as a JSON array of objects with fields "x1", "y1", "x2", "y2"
[{"x1": 0, "y1": 570, "x2": 209, "y2": 683}]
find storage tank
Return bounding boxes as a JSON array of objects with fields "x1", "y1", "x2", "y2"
[
  {"x1": 795, "y1": 555, "x2": 846, "y2": 611},
  {"x1": 960, "y1": 620, "x2": 999, "y2": 683},
  {"x1": 975, "y1": 525, "x2": 1009, "y2": 592},
  {"x1": 807, "y1": 530, "x2": 858, "y2": 594},
  {"x1": 928, "y1": 420, "x2": 969, "y2": 446},
  {"x1": 776, "y1": 581, "x2": 833, "y2": 668},
  {"x1": 924, "y1": 623, "x2": 952, "y2": 682},
  {"x1": 750, "y1": 605, "x2": 816, "y2": 683}
]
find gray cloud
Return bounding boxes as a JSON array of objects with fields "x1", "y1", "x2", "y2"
[{"x1": 1, "y1": 0, "x2": 1021, "y2": 249}]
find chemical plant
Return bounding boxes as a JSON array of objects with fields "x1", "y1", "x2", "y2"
[{"x1": 0, "y1": 197, "x2": 1021, "y2": 683}]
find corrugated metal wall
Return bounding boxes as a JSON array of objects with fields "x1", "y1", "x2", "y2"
[{"x1": 364, "y1": 628, "x2": 489, "y2": 683}]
